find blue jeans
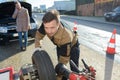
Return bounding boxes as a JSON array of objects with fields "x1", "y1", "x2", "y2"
[{"x1": 18, "y1": 31, "x2": 28, "y2": 48}]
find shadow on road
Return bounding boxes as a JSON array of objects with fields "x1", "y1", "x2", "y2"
[{"x1": 0, "y1": 38, "x2": 34, "y2": 62}]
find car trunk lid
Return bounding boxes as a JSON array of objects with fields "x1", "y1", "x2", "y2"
[{"x1": 0, "y1": 1, "x2": 32, "y2": 24}]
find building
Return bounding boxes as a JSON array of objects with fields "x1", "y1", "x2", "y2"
[
  {"x1": 76, "y1": 0, "x2": 120, "y2": 16},
  {"x1": 33, "y1": 7, "x2": 39, "y2": 12},
  {"x1": 40, "y1": 5, "x2": 46, "y2": 12},
  {"x1": 46, "y1": 0, "x2": 75, "y2": 14},
  {"x1": 53, "y1": 0, "x2": 75, "y2": 11},
  {"x1": 76, "y1": 0, "x2": 94, "y2": 16},
  {"x1": 47, "y1": 0, "x2": 75, "y2": 11}
]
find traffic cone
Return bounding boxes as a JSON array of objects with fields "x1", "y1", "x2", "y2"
[
  {"x1": 73, "y1": 21, "x2": 77, "y2": 32},
  {"x1": 106, "y1": 28, "x2": 116, "y2": 54}
]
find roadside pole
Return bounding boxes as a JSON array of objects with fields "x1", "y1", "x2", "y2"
[{"x1": 104, "y1": 29, "x2": 116, "y2": 80}]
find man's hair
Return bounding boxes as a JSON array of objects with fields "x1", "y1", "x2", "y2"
[{"x1": 42, "y1": 9, "x2": 60, "y2": 23}]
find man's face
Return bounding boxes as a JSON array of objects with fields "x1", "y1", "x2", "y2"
[{"x1": 43, "y1": 20, "x2": 59, "y2": 37}]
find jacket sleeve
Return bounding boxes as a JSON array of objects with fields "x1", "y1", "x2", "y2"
[
  {"x1": 35, "y1": 31, "x2": 44, "y2": 48},
  {"x1": 12, "y1": 8, "x2": 18, "y2": 19},
  {"x1": 35, "y1": 23, "x2": 46, "y2": 48},
  {"x1": 25, "y1": 9, "x2": 30, "y2": 29}
]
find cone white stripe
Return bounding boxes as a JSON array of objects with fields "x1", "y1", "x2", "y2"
[
  {"x1": 108, "y1": 43, "x2": 116, "y2": 48},
  {"x1": 111, "y1": 34, "x2": 115, "y2": 39}
]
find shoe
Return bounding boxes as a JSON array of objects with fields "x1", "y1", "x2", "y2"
[
  {"x1": 20, "y1": 47, "x2": 24, "y2": 51},
  {"x1": 23, "y1": 47, "x2": 26, "y2": 51},
  {"x1": 24, "y1": 47, "x2": 26, "y2": 51}
]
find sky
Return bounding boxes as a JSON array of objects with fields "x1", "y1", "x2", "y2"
[
  {"x1": 27, "y1": 0, "x2": 62, "y2": 8},
  {"x1": 0, "y1": 0, "x2": 69, "y2": 8}
]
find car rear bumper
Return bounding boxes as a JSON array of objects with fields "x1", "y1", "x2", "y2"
[
  {"x1": 0, "y1": 29, "x2": 37, "y2": 42},
  {"x1": 0, "y1": 33, "x2": 18, "y2": 43}
]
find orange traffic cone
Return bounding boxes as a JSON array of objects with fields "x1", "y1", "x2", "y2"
[
  {"x1": 73, "y1": 21, "x2": 77, "y2": 32},
  {"x1": 106, "y1": 28, "x2": 116, "y2": 54}
]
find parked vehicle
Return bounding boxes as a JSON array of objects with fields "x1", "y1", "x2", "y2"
[
  {"x1": 104, "y1": 6, "x2": 120, "y2": 22},
  {"x1": 0, "y1": 1, "x2": 38, "y2": 45}
]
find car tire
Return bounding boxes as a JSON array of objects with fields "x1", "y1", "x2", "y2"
[{"x1": 32, "y1": 50, "x2": 56, "y2": 80}]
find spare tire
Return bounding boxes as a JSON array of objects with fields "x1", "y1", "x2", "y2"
[{"x1": 32, "y1": 49, "x2": 56, "y2": 80}]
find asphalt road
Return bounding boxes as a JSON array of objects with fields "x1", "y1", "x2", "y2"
[
  {"x1": 0, "y1": 37, "x2": 120, "y2": 80},
  {"x1": 0, "y1": 38, "x2": 34, "y2": 72},
  {"x1": 0, "y1": 14, "x2": 120, "y2": 80}
]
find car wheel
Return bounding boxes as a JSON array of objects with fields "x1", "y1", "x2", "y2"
[{"x1": 32, "y1": 50, "x2": 56, "y2": 80}]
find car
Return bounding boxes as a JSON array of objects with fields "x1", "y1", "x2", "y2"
[
  {"x1": 104, "y1": 6, "x2": 120, "y2": 22},
  {"x1": 0, "y1": 1, "x2": 38, "y2": 45}
]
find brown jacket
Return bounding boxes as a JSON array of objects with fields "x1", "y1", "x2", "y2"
[
  {"x1": 12, "y1": 7, "x2": 30, "y2": 32},
  {"x1": 35, "y1": 23, "x2": 78, "y2": 64}
]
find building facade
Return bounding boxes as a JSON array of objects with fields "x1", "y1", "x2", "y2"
[
  {"x1": 76, "y1": 0, "x2": 120, "y2": 16},
  {"x1": 54, "y1": 0, "x2": 75, "y2": 11}
]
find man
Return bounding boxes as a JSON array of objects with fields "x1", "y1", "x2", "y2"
[
  {"x1": 12, "y1": 1, "x2": 30, "y2": 51},
  {"x1": 35, "y1": 9, "x2": 80, "y2": 80}
]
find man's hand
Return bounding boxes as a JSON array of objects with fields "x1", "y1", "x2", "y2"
[{"x1": 12, "y1": 8, "x2": 18, "y2": 19}]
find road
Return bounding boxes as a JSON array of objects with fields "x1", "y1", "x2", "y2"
[
  {"x1": 33, "y1": 13, "x2": 120, "y2": 63},
  {"x1": 0, "y1": 13, "x2": 120, "y2": 80},
  {"x1": 60, "y1": 16, "x2": 120, "y2": 63}
]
